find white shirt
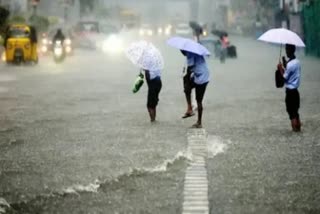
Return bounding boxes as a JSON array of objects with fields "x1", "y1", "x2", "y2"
[{"x1": 284, "y1": 59, "x2": 301, "y2": 89}]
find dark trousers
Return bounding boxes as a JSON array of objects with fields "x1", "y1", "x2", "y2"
[
  {"x1": 147, "y1": 77, "x2": 162, "y2": 108},
  {"x1": 183, "y1": 72, "x2": 208, "y2": 103},
  {"x1": 285, "y1": 88, "x2": 300, "y2": 120}
]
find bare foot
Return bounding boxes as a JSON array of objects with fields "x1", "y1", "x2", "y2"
[
  {"x1": 182, "y1": 112, "x2": 195, "y2": 119},
  {"x1": 191, "y1": 123, "x2": 202, "y2": 128},
  {"x1": 151, "y1": 120, "x2": 158, "y2": 124}
]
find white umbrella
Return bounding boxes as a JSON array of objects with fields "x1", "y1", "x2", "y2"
[
  {"x1": 125, "y1": 41, "x2": 164, "y2": 71},
  {"x1": 258, "y1": 28, "x2": 305, "y2": 47},
  {"x1": 167, "y1": 36, "x2": 211, "y2": 56},
  {"x1": 258, "y1": 28, "x2": 305, "y2": 61}
]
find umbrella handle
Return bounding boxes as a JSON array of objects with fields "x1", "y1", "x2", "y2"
[{"x1": 279, "y1": 44, "x2": 282, "y2": 63}]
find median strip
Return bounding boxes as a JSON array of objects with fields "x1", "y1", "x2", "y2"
[{"x1": 182, "y1": 129, "x2": 209, "y2": 214}]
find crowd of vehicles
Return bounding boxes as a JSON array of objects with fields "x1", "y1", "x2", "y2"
[
  {"x1": 0, "y1": 16, "x2": 237, "y2": 66},
  {"x1": 1, "y1": 24, "x2": 75, "y2": 65}
]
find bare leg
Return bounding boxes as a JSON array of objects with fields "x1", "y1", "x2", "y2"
[
  {"x1": 148, "y1": 108, "x2": 156, "y2": 122},
  {"x1": 197, "y1": 102, "x2": 203, "y2": 125},
  {"x1": 192, "y1": 102, "x2": 203, "y2": 128},
  {"x1": 185, "y1": 90, "x2": 193, "y2": 114}
]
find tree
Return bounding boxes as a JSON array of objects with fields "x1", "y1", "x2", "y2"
[
  {"x1": 0, "y1": 6, "x2": 10, "y2": 39},
  {"x1": 29, "y1": 15, "x2": 50, "y2": 32},
  {"x1": 9, "y1": 16, "x2": 26, "y2": 24},
  {"x1": 0, "y1": 6, "x2": 10, "y2": 26},
  {"x1": 79, "y1": 0, "x2": 94, "y2": 15}
]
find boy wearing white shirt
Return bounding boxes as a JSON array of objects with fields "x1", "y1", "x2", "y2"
[{"x1": 278, "y1": 44, "x2": 302, "y2": 132}]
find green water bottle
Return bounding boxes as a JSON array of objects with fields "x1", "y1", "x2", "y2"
[{"x1": 132, "y1": 72, "x2": 144, "y2": 93}]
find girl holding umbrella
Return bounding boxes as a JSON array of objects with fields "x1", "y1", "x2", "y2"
[{"x1": 126, "y1": 41, "x2": 163, "y2": 122}]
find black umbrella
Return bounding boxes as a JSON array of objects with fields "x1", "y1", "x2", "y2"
[
  {"x1": 189, "y1": 21, "x2": 203, "y2": 35},
  {"x1": 211, "y1": 30, "x2": 228, "y2": 38}
]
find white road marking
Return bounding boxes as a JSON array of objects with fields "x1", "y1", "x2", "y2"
[{"x1": 182, "y1": 129, "x2": 209, "y2": 214}]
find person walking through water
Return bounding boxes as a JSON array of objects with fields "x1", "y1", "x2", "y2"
[
  {"x1": 143, "y1": 69, "x2": 162, "y2": 122},
  {"x1": 181, "y1": 50, "x2": 210, "y2": 128},
  {"x1": 277, "y1": 44, "x2": 302, "y2": 132}
]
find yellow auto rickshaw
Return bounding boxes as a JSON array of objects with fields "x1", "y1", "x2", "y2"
[{"x1": 4, "y1": 24, "x2": 38, "y2": 64}]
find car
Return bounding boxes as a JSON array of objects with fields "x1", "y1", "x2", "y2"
[
  {"x1": 156, "y1": 24, "x2": 173, "y2": 36},
  {"x1": 175, "y1": 23, "x2": 192, "y2": 36},
  {"x1": 100, "y1": 24, "x2": 119, "y2": 35},
  {"x1": 139, "y1": 24, "x2": 154, "y2": 36},
  {"x1": 73, "y1": 21, "x2": 101, "y2": 49}
]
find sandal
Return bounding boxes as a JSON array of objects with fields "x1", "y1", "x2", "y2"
[
  {"x1": 182, "y1": 112, "x2": 195, "y2": 119},
  {"x1": 191, "y1": 123, "x2": 202, "y2": 128}
]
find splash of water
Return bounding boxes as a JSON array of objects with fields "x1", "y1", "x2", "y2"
[
  {"x1": 61, "y1": 150, "x2": 192, "y2": 195},
  {"x1": 207, "y1": 135, "x2": 229, "y2": 158}
]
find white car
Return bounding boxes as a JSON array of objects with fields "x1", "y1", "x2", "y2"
[
  {"x1": 175, "y1": 23, "x2": 192, "y2": 36},
  {"x1": 157, "y1": 24, "x2": 173, "y2": 36},
  {"x1": 139, "y1": 24, "x2": 154, "y2": 36}
]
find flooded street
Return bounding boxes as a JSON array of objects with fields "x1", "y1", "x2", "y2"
[{"x1": 0, "y1": 34, "x2": 320, "y2": 213}]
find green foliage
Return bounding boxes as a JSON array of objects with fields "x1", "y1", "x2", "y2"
[
  {"x1": 29, "y1": 15, "x2": 50, "y2": 32},
  {"x1": 302, "y1": 0, "x2": 320, "y2": 57},
  {"x1": 0, "y1": 6, "x2": 10, "y2": 26},
  {"x1": 9, "y1": 15, "x2": 26, "y2": 24},
  {"x1": 0, "y1": 35, "x2": 3, "y2": 46},
  {"x1": 48, "y1": 16, "x2": 60, "y2": 26},
  {"x1": 80, "y1": 0, "x2": 94, "y2": 14},
  {"x1": 0, "y1": 6, "x2": 10, "y2": 38}
]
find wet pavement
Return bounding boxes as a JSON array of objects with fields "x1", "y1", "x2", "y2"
[{"x1": 0, "y1": 35, "x2": 320, "y2": 213}]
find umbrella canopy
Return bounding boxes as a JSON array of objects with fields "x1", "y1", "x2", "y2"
[
  {"x1": 167, "y1": 36, "x2": 211, "y2": 56},
  {"x1": 258, "y1": 28, "x2": 305, "y2": 47},
  {"x1": 125, "y1": 41, "x2": 164, "y2": 71}
]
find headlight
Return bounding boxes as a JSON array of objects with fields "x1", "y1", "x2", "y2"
[
  {"x1": 203, "y1": 31, "x2": 208, "y2": 36},
  {"x1": 139, "y1": 29, "x2": 144, "y2": 36},
  {"x1": 65, "y1": 46, "x2": 72, "y2": 53},
  {"x1": 42, "y1": 38, "x2": 48, "y2": 44},
  {"x1": 165, "y1": 28, "x2": 171, "y2": 35},
  {"x1": 41, "y1": 46, "x2": 48, "y2": 53},
  {"x1": 158, "y1": 27, "x2": 163, "y2": 34},
  {"x1": 1, "y1": 52, "x2": 6, "y2": 62},
  {"x1": 147, "y1": 30, "x2": 153, "y2": 36},
  {"x1": 54, "y1": 47, "x2": 63, "y2": 56},
  {"x1": 65, "y1": 39, "x2": 72, "y2": 45},
  {"x1": 102, "y1": 35, "x2": 123, "y2": 53}
]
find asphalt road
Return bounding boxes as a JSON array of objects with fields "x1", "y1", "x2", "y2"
[{"x1": 0, "y1": 35, "x2": 320, "y2": 214}]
